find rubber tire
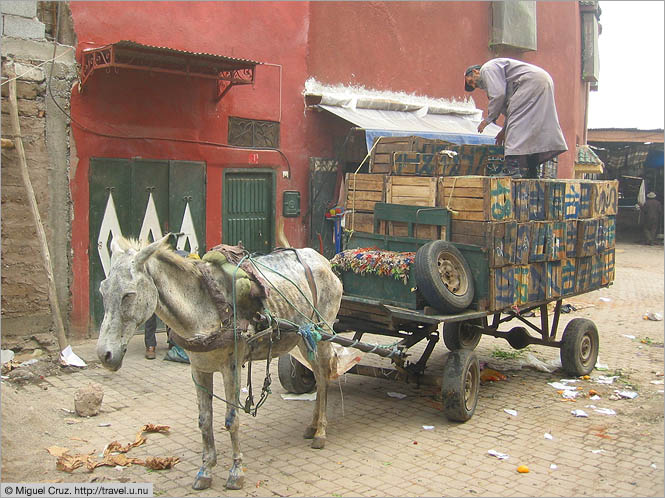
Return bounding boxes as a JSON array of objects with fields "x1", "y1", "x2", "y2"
[
  {"x1": 278, "y1": 355, "x2": 316, "y2": 394},
  {"x1": 506, "y1": 326, "x2": 532, "y2": 350},
  {"x1": 414, "y1": 240, "x2": 474, "y2": 314},
  {"x1": 441, "y1": 350, "x2": 480, "y2": 422},
  {"x1": 443, "y1": 319, "x2": 483, "y2": 351},
  {"x1": 560, "y1": 318, "x2": 599, "y2": 376}
]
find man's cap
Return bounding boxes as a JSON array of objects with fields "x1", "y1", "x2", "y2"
[
  {"x1": 647, "y1": 192, "x2": 657, "y2": 199},
  {"x1": 464, "y1": 64, "x2": 482, "y2": 92}
]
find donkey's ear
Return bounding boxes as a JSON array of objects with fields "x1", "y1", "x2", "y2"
[
  {"x1": 134, "y1": 233, "x2": 172, "y2": 270},
  {"x1": 110, "y1": 237, "x2": 124, "y2": 256}
]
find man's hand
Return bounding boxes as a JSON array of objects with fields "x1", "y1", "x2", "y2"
[
  {"x1": 477, "y1": 120, "x2": 488, "y2": 133},
  {"x1": 495, "y1": 128, "x2": 505, "y2": 146}
]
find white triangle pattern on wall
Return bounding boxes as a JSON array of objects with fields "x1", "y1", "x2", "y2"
[
  {"x1": 176, "y1": 201, "x2": 200, "y2": 253},
  {"x1": 139, "y1": 193, "x2": 163, "y2": 244},
  {"x1": 97, "y1": 192, "x2": 123, "y2": 277}
]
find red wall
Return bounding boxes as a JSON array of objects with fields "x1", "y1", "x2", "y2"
[{"x1": 68, "y1": 1, "x2": 587, "y2": 334}]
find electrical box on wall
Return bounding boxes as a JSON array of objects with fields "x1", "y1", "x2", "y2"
[{"x1": 283, "y1": 190, "x2": 300, "y2": 217}]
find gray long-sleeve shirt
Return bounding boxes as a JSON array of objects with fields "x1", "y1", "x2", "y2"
[{"x1": 477, "y1": 58, "x2": 568, "y2": 158}]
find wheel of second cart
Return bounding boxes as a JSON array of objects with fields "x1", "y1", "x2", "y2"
[
  {"x1": 560, "y1": 318, "x2": 599, "y2": 376},
  {"x1": 278, "y1": 354, "x2": 316, "y2": 394},
  {"x1": 443, "y1": 319, "x2": 483, "y2": 351},
  {"x1": 441, "y1": 350, "x2": 480, "y2": 422},
  {"x1": 415, "y1": 240, "x2": 474, "y2": 314}
]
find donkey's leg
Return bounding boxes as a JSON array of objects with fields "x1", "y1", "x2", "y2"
[
  {"x1": 304, "y1": 341, "x2": 334, "y2": 449},
  {"x1": 192, "y1": 369, "x2": 216, "y2": 490},
  {"x1": 220, "y1": 362, "x2": 245, "y2": 490}
]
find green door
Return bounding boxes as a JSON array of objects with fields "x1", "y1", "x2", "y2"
[
  {"x1": 223, "y1": 170, "x2": 275, "y2": 254},
  {"x1": 89, "y1": 158, "x2": 206, "y2": 330}
]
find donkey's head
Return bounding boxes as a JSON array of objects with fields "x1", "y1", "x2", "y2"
[{"x1": 96, "y1": 234, "x2": 171, "y2": 371}]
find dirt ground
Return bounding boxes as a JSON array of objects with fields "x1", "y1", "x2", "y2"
[{"x1": 1, "y1": 237, "x2": 663, "y2": 496}]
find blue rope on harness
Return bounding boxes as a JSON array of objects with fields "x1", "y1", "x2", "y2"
[{"x1": 298, "y1": 323, "x2": 322, "y2": 361}]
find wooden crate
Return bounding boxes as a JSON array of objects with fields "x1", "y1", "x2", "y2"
[
  {"x1": 439, "y1": 144, "x2": 505, "y2": 177},
  {"x1": 513, "y1": 180, "x2": 531, "y2": 222},
  {"x1": 528, "y1": 221, "x2": 550, "y2": 262},
  {"x1": 545, "y1": 180, "x2": 565, "y2": 220},
  {"x1": 516, "y1": 222, "x2": 531, "y2": 265},
  {"x1": 565, "y1": 220, "x2": 578, "y2": 258},
  {"x1": 528, "y1": 180, "x2": 547, "y2": 220},
  {"x1": 591, "y1": 180, "x2": 619, "y2": 217},
  {"x1": 563, "y1": 180, "x2": 581, "y2": 220},
  {"x1": 387, "y1": 222, "x2": 441, "y2": 240},
  {"x1": 547, "y1": 221, "x2": 566, "y2": 261},
  {"x1": 514, "y1": 265, "x2": 530, "y2": 306},
  {"x1": 561, "y1": 257, "x2": 577, "y2": 296},
  {"x1": 344, "y1": 173, "x2": 386, "y2": 212},
  {"x1": 345, "y1": 211, "x2": 386, "y2": 234},
  {"x1": 575, "y1": 256, "x2": 593, "y2": 293},
  {"x1": 392, "y1": 151, "x2": 442, "y2": 176},
  {"x1": 369, "y1": 136, "x2": 417, "y2": 173},
  {"x1": 450, "y1": 220, "x2": 516, "y2": 267},
  {"x1": 438, "y1": 176, "x2": 513, "y2": 221},
  {"x1": 414, "y1": 137, "x2": 457, "y2": 154},
  {"x1": 489, "y1": 266, "x2": 515, "y2": 311},
  {"x1": 591, "y1": 253, "x2": 603, "y2": 289},
  {"x1": 528, "y1": 262, "x2": 547, "y2": 303},
  {"x1": 576, "y1": 218, "x2": 599, "y2": 256},
  {"x1": 387, "y1": 176, "x2": 437, "y2": 206},
  {"x1": 602, "y1": 248, "x2": 616, "y2": 285},
  {"x1": 579, "y1": 181, "x2": 593, "y2": 218},
  {"x1": 546, "y1": 261, "x2": 562, "y2": 300},
  {"x1": 598, "y1": 216, "x2": 616, "y2": 250}
]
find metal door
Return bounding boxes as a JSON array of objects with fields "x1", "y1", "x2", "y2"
[
  {"x1": 89, "y1": 158, "x2": 205, "y2": 330},
  {"x1": 223, "y1": 170, "x2": 275, "y2": 254}
]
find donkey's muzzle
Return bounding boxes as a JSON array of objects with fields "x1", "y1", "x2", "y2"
[{"x1": 97, "y1": 345, "x2": 126, "y2": 371}]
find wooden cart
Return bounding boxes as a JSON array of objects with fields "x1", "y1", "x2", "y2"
[{"x1": 278, "y1": 203, "x2": 606, "y2": 422}]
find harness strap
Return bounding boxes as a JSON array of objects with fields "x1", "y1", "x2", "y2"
[{"x1": 273, "y1": 247, "x2": 318, "y2": 315}]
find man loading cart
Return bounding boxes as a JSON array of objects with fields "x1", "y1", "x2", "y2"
[{"x1": 464, "y1": 58, "x2": 568, "y2": 178}]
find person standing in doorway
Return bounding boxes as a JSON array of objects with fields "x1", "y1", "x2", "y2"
[
  {"x1": 641, "y1": 192, "x2": 663, "y2": 245},
  {"x1": 464, "y1": 58, "x2": 568, "y2": 178}
]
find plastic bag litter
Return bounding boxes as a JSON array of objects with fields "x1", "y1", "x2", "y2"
[
  {"x1": 650, "y1": 380, "x2": 664, "y2": 385},
  {"x1": 593, "y1": 408, "x2": 616, "y2": 415},
  {"x1": 571, "y1": 409, "x2": 588, "y2": 417},
  {"x1": 422, "y1": 425, "x2": 434, "y2": 430},
  {"x1": 561, "y1": 390, "x2": 580, "y2": 399},
  {"x1": 290, "y1": 344, "x2": 363, "y2": 380},
  {"x1": 594, "y1": 360, "x2": 609, "y2": 371},
  {"x1": 598, "y1": 297, "x2": 612, "y2": 302},
  {"x1": 503, "y1": 409, "x2": 518, "y2": 417},
  {"x1": 643, "y1": 311, "x2": 663, "y2": 321},
  {"x1": 544, "y1": 433, "x2": 554, "y2": 440},
  {"x1": 281, "y1": 392, "x2": 316, "y2": 401},
  {"x1": 548, "y1": 381, "x2": 577, "y2": 390},
  {"x1": 550, "y1": 464, "x2": 558, "y2": 470},
  {"x1": 522, "y1": 353, "x2": 557, "y2": 373},
  {"x1": 613, "y1": 390, "x2": 638, "y2": 399},
  {"x1": 1, "y1": 350, "x2": 15, "y2": 365},
  {"x1": 164, "y1": 345, "x2": 189, "y2": 363},
  {"x1": 590, "y1": 449, "x2": 605, "y2": 454},
  {"x1": 488, "y1": 449, "x2": 509, "y2": 460},
  {"x1": 622, "y1": 334, "x2": 636, "y2": 340},
  {"x1": 594, "y1": 376, "x2": 619, "y2": 385},
  {"x1": 387, "y1": 392, "x2": 407, "y2": 399}
]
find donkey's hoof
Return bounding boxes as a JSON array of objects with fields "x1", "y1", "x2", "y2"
[
  {"x1": 192, "y1": 476, "x2": 212, "y2": 490},
  {"x1": 225, "y1": 475, "x2": 245, "y2": 490},
  {"x1": 311, "y1": 437, "x2": 326, "y2": 449},
  {"x1": 303, "y1": 426, "x2": 316, "y2": 439}
]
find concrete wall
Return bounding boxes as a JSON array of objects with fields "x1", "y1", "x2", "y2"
[{"x1": 1, "y1": 2, "x2": 77, "y2": 338}]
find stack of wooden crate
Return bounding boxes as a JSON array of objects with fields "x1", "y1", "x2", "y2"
[{"x1": 344, "y1": 173, "x2": 386, "y2": 234}]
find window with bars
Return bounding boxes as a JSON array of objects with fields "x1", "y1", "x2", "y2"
[{"x1": 228, "y1": 117, "x2": 280, "y2": 148}]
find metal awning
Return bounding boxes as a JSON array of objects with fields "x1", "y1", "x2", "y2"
[
  {"x1": 313, "y1": 102, "x2": 500, "y2": 151},
  {"x1": 80, "y1": 40, "x2": 262, "y2": 101}
]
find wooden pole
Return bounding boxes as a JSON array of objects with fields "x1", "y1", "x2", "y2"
[{"x1": 7, "y1": 68, "x2": 69, "y2": 352}]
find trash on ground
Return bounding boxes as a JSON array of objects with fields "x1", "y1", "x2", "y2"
[
  {"x1": 98, "y1": 423, "x2": 111, "y2": 427},
  {"x1": 571, "y1": 409, "x2": 588, "y2": 417},
  {"x1": 598, "y1": 297, "x2": 612, "y2": 302},
  {"x1": 593, "y1": 408, "x2": 616, "y2": 415},
  {"x1": 422, "y1": 425, "x2": 434, "y2": 430},
  {"x1": 643, "y1": 311, "x2": 663, "y2": 321},
  {"x1": 47, "y1": 446, "x2": 71, "y2": 457},
  {"x1": 241, "y1": 387, "x2": 248, "y2": 393},
  {"x1": 652, "y1": 463, "x2": 657, "y2": 469},
  {"x1": 488, "y1": 449, "x2": 509, "y2": 460},
  {"x1": 65, "y1": 418, "x2": 80, "y2": 425},
  {"x1": 590, "y1": 395, "x2": 601, "y2": 400},
  {"x1": 594, "y1": 361, "x2": 609, "y2": 371},
  {"x1": 59, "y1": 345, "x2": 87, "y2": 368},
  {"x1": 561, "y1": 390, "x2": 580, "y2": 399},
  {"x1": 522, "y1": 353, "x2": 557, "y2": 373},
  {"x1": 281, "y1": 392, "x2": 317, "y2": 401},
  {"x1": 548, "y1": 381, "x2": 577, "y2": 390},
  {"x1": 503, "y1": 409, "x2": 518, "y2": 417},
  {"x1": 480, "y1": 368, "x2": 507, "y2": 382},
  {"x1": 19, "y1": 358, "x2": 39, "y2": 367},
  {"x1": 386, "y1": 391, "x2": 407, "y2": 399},
  {"x1": 590, "y1": 449, "x2": 605, "y2": 454},
  {"x1": 594, "y1": 376, "x2": 619, "y2": 385},
  {"x1": 560, "y1": 304, "x2": 577, "y2": 313},
  {"x1": 1, "y1": 350, "x2": 15, "y2": 364},
  {"x1": 74, "y1": 383, "x2": 104, "y2": 417},
  {"x1": 650, "y1": 380, "x2": 664, "y2": 385},
  {"x1": 550, "y1": 464, "x2": 558, "y2": 470},
  {"x1": 613, "y1": 390, "x2": 638, "y2": 399},
  {"x1": 544, "y1": 433, "x2": 553, "y2": 440},
  {"x1": 622, "y1": 334, "x2": 636, "y2": 340},
  {"x1": 516, "y1": 465, "x2": 530, "y2": 473}
]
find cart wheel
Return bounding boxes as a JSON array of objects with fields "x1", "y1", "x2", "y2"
[
  {"x1": 506, "y1": 326, "x2": 532, "y2": 350},
  {"x1": 560, "y1": 318, "x2": 599, "y2": 376},
  {"x1": 415, "y1": 241, "x2": 474, "y2": 314},
  {"x1": 441, "y1": 350, "x2": 480, "y2": 422},
  {"x1": 443, "y1": 319, "x2": 483, "y2": 351},
  {"x1": 278, "y1": 355, "x2": 316, "y2": 394}
]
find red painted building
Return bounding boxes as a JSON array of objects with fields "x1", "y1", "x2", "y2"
[{"x1": 67, "y1": 1, "x2": 594, "y2": 335}]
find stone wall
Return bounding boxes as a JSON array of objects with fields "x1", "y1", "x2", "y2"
[{"x1": 1, "y1": 1, "x2": 77, "y2": 338}]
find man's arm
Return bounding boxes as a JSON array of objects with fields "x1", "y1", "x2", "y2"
[{"x1": 482, "y1": 63, "x2": 507, "y2": 125}]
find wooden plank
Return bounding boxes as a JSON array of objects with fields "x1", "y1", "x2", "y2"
[
  {"x1": 528, "y1": 180, "x2": 546, "y2": 221},
  {"x1": 388, "y1": 222, "x2": 441, "y2": 240},
  {"x1": 579, "y1": 181, "x2": 593, "y2": 218},
  {"x1": 513, "y1": 179, "x2": 530, "y2": 222},
  {"x1": 590, "y1": 254, "x2": 603, "y2": 289},
  {"x1": 489, "y1": 266, "x2": 515, "y2": 311},
  {"x1": 449, "y1": 221, "x2": 516, "y2": 267},
  {"x1": 545, "y1": 180, "x2": 565, "y2": 220},
  {"x1": 591, "y1": 180, "x2": 619, "y2": 217},
  {"x1": 440, "y1": 186, "x2": 490, "y2": 198},
  {"x1": 565, "y1": 220, "x2": 578, "y2": 258},
  {"x1": 438, "y1": 176, "x2": 513, "y2": 221},
  {"x1": 575, "y1": 256, "x2": 592, "y2": 293},
  {"x1": 345, "y1": 173, "x2": 385, "y2": 191},
  {"x1": 515, "y1": 223, "x2": 531, "y2": 265},
  {"x1": 346, "y1": 212, "x2": 386, "y2": 234},
  {"x1": 602, "y1": 249, "x2": 615, "y2": 285},
  {"x1": 546, "y1": 261, "x2": 562, "y2": 300},
  {"x1": 528, "y1": 222, "x2": 549, "y2": 262},
  {"x1": 392, "y1": 152, "x2": 442, "y2": 176},
  {"x1": 513, "y1": 265, "x2": 530, "y2": 306},
  {"x1": 576, "y1": 218, "x2": 600, "y2": 256},
  {"x1": 563, "y1": 180, "x2": 581, "y2": 220},
  {"x1": 528, "y1": 262, "x2": 547, "y2": 303},
  {"x1": 561, "y1": 257, "x2": 577, "y2": 296},
  {"x1": 387, "y1": 176, "x2": 437, "y2": 207},
  {"x1": 547, "y1": 221, "x2": 566, "y2": 261}
]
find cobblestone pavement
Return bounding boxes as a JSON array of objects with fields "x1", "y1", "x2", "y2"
[{"x1": 2, "y1": 241, "x2": 664, "y2": 497}]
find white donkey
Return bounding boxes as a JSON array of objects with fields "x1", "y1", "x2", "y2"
[{"x1": 96, "y1": 234, "x2": 343, "y2": 490}]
